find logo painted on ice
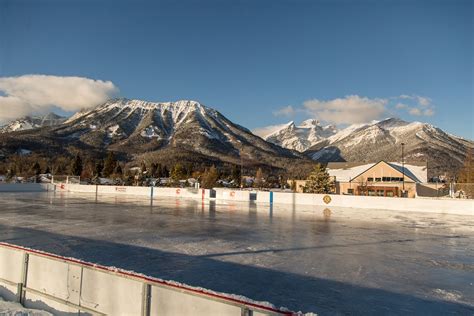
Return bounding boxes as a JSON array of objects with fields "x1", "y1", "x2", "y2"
[
  {"x1": 323, "y1": 195, "x2": 332, "y2": 204},
  {"x1": 176, "y1": 188, "x2": 181, "y2": 195},
  {"x1": 230, "y1": 191, "x2": 235, "y2": 197}
]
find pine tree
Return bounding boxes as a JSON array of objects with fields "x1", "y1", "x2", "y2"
[
  {"x1": 171, "y1": 163, "x2": 186, "y2": 181},
  {"x1": 95, "y1": 159, "x2": 104, "y2": 177},
  {"x1": 231, "y1": 165, "x2": 241, "y2": 187},
  {"x1": 44, "y1": 166, "x2": 51, "y2": 174},
  {"x1": 102, "y1": 152, "x2": 117, "y2": 177},
  {"x1": 114, "y1": 164, "x2": 123, "y2": 177},
  {"x1": 457, "y1": 149, "x2": 474, "y2": 198},
  {"x1": 303, "y1": 164, "x2": 335, "y2": 194},
  {"x1": 32, "y1": 161, "x2": 42, "y2": 176},
  {"x1": 150, "y1": 162, "x2": 158, "y2": 178},
  {"x1": 70, "y1": 155, "x2": 83, "y2": 176},
  {"x1": 201, "y1": 165, "x2": 219, "y2": 189},
  {"x1": 255, "y1": 168, "x2": 263, "y2": 188}
]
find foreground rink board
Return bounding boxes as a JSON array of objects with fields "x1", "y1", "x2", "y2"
[{"x1": 0, "y1": 243, "x2": 291, "y2": 316}]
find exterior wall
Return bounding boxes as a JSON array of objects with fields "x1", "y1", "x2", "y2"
[
  {"x1": 0, "y1": 242, "x2": 290, "y2": 316},
  {"x1": 352, "y1": 161, "x2": 413, "y2": 182},
  {"x1": 416, "y1": 183, "x2": 449, "y2": 197},
  {"x1": 337, "y1": 181, "x2": 417, "y2": 198}
]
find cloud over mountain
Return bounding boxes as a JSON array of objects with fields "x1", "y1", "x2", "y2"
[{"x1": 0, "y1": 75, "x2": 119, "y2": 122}]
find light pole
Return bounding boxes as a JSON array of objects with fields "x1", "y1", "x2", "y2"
[{"x1": 401, "y1": 142, "x2": 405, "y2": 196}]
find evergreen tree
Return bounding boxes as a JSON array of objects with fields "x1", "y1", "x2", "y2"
[
  {"x1": 95, "y1": 159, "x2": 104, "y2": 177},
  {"x1": 114, "y1": 164, "x2": 123, "y2": 177},
  {"x1": 255, "y1": 168, "x2": 264, "y2": 188},
  {"x1": 102, "y1": 152, "x2": 117, "y2": 177},
  {"x1": 171, "y1": 163, "x2": 186, "y2": 181},
  {"x1": 32, "y1": 161, "x2": 42, "y2": 176},
  {"x1": 303, "y1": 164, "x2": 335, "y2": 194},
  {"x1": 140, "y1": 161, "x2": 147, "y2": 176},
  {"x1": 201, "y1": 165, "x2": 219, "y2": 189},
  {"x1": 156, "y1": 163, "x2": 163, "y2": 178},
  {"x1": 70, "y1": 154, "x2": 83, "y2": 176},
  {"x1": 457, "y1": 149, "x2": 474, "y2": 198},
  {"x1": 150, "y1": 162, "x2": 158, "y2": 178},
  {"x1": 44, "y1": 166, "x2": 51, "y2": 174},
  {"x1": 231, "y1": 165, "x2": 241, "y2": 187}
]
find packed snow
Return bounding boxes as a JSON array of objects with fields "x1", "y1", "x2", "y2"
[{"x1": 0, "y1": 297, "x2": 52, "y2": 316}]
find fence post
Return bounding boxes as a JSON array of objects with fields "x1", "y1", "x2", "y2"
[
  {"x1": 17, "y1": 252, "x2": 29, "y2": 304},
  {"x1": 141, "y1": 283, "x2": 151, "y2": 316}
]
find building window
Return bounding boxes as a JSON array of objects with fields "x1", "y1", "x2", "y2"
[
  {"x1": 377, "y1": 190, "x2": 384, "y2": 196},
  {"x1": 368, "y1": 190, "x2": 376, "y2": 196},
  {"x1": 386, "y1": 191, "x2": 394, "y2": 197},
  {"x1": 368, "y1": 177, "x2": 373, "y2": 182},
  {"x1": 382, "y1": 177, "x2": 390, "y2": 182},
  {"x1": 347, "y1": 189, "x2": 354, "y2": 195},
  {"x1": 375, "y1": 178, "x2": 381, "y2": 182}
]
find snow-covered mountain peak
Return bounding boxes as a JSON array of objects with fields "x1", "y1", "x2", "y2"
[
  {"x1": 0, "y1": 112, "x2": 67, "y2": 133},
  {"x1": 299, "y1": 119, "x2": 320, "y2": 128}
]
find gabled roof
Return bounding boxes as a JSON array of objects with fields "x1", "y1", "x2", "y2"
[{"x1": 327, "y1": 160, "x2": 427, "y2": 183}]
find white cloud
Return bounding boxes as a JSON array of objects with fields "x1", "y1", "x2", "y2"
[
  {"x1": 395, "y1": 94, "x2": 435, "y2": 117},
  {"x1": 252, "y1": 123, "x2": 289, "y2": 138},
  {"x1": 423, "y1": 108, "x2": 435, "y2": 116},
  {"x1": 302, "y1": 95, "x2": 388, "y2": 125},
  {"x1": 273, "y1": 105, "x2": 296, "y2": 117},
  {"x1": 0, "y1": 74, "x2": 119, "y2": 122},
  {"x1": 408, "y1": 107, "x2": 422, "y2": 116},
  {"x1": 395, "y1": 103, "x2": 408, "y2": 109}
]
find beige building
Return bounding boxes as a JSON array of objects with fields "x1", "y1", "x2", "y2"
[
  {"x1": 327, "y1": 161, "x2": 427, "y2": 198},
  {"x1": 289, "y1": 161, "x2": 427, "y2": 198}
]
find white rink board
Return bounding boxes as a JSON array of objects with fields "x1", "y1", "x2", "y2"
[
  {"x1": 97, "y1": 185, "x2": 151, "y2": 196},
  {"x1": 214, "y1": 189, "x2": 251, "y2": 201},
  {"x1": 0, "y1": 243, "x2": 287, "y2": 316},
  {"x1": 150, "y1": 286, "x2": 242, "y2": 316},
  {"x1": 80, "y1": 268, "x2": 143, "y2": 315},
  {"x1": 0, "y1": 247, "x2": 23, "y2": 301}
]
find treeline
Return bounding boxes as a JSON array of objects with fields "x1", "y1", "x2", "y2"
[{"x1": 0, "y1": 151, "x2": 306, "y2": 189}]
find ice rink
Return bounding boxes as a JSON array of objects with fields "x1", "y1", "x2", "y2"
[{"x1": 0, "y1": 192, "x2": 473, "y2": 315}]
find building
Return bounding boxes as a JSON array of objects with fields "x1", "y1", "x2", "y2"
[{"x1": 327, "y1": 161, "x2": 427, "y2": 198}]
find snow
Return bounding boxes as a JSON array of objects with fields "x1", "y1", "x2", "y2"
[
  {"x1": 140, "y1": 125, "x2": 162, "y2": 138},
  {"x1": 264, "y1": 120, "x2": 337, "y2": 152},
  {"x1": 0, "y1": 192, "x2": 473, "y2": 315},
  {"x1": 326, "y1": 162, "x2": 427, "y2": 182},
  {"x1": 107, "y1": 124, "x2": 120, "y2": 138},
  {"x1": 0, "y1": 297, "x2": 52, "y2": 316}
]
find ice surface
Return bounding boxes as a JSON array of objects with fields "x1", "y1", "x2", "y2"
[{"x1": 0, "y1": 192, "x2": 473, "y2": 315}]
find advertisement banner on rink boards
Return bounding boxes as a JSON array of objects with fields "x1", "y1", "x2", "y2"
[{"x1": 97, "y1": 185, "x2": 151, "y2": 196}]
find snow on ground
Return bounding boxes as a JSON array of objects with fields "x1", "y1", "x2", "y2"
[
  {"x1": 0, "y1": 297, "x2": 52, "y2": 316},
  {"x1": 0, "y1": 192, "x2": 473, "y2": 315}
]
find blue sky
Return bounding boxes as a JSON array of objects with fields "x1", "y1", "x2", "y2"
[{"x1": 0, "y1": 0, "x2": 472, "y2": 138}]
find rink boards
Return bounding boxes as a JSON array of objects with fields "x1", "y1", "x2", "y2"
[{"x1": 0, "y1": 242, "x2": 291, "y2": 316}]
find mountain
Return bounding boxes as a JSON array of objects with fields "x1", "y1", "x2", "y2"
[
  {"x1": 0, "y1": 99, "x2": 307, "y2": 171},
  {"x1": 0, "y1": 113, "x2": 66, "y2": 133},
  {"x1": 304, "y1": 118, "x2": 473, "y2": 177},
  {"x1": 264, "y1": 119, "x2": 337, "y2": 152}
]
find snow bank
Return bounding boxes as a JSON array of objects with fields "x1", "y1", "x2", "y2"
[{"x1": 0, "y1": 297, "x2": 52, "y2": 316}]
